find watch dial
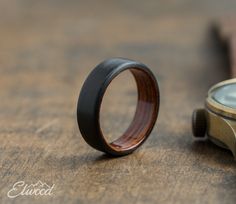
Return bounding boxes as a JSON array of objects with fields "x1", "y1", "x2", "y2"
[{"x1": 213, "y1": 83, "x2": 236, "y2": 109}]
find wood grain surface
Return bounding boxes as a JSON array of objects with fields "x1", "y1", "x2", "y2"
[{"x1": 0, "y1": 0, "x2": 236, "y2": 204}]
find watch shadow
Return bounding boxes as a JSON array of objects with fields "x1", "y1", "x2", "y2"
[{"x1": 190, "y1": 139, "x2": 236, "y2": 166}]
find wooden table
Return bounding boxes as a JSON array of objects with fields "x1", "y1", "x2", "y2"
[{"x1": 0, "y1": 1, "x2": 235, "y2": 203}]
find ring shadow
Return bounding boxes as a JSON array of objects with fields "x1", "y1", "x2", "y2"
[{"x1": 44, "y1": 150, "x2": 132, "y2": 170}]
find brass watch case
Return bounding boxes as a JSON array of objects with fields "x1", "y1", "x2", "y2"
[{"x1": 205, "y1": 78, "x2": 236, "y2": 158}]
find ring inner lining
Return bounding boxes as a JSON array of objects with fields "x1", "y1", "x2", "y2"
[{"x1": 106, "y1": 68, "x2": 158, "y2": 151}]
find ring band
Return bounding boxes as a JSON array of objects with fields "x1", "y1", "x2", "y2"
[{"x1": 77, "y1": 58, "x2": 160, "y2": 156}]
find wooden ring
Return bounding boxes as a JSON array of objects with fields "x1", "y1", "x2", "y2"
[{"x1": 77, "y1": 58, "x2": 160, "y2": 156}]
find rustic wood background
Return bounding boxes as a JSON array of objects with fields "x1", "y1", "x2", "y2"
[{"x1": 0, "y1": 0, "x2": 236, "y2": 203}]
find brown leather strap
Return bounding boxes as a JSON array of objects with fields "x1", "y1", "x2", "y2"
[
  {"x1": 215, "y1": 17, "x2": 236, "y2": 77},
  {"x1": 232, "y1": 36, "x2": 236, "y2": 77}
]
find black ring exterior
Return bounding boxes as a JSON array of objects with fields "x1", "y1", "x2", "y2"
[{"x1": 77, "y1": 58, "x2": 159, "y2": 156}]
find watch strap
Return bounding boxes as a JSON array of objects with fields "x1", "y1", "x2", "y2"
[{"x1": 215, "y1": 17, "x2": 236, "y2": 77}]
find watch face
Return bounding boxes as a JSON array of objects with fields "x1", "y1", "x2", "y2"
[{"x1": 212, "y1": 83, "x2": 236, "y2": 109}]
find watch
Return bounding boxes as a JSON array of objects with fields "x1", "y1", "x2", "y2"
[
  {"x1": 192, "y1": 79, "x2": 236, "y2": 158},
  {"x1": 192, "y1": 18, "x2": 236, "y2": 159}
]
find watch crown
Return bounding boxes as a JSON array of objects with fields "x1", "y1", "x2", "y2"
[{"x1": 192, "y1": 109, "x2": 207, "y2": 138}]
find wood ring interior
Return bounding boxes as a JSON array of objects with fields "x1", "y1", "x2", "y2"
[{"x1": 100, "y1": 68, "x2": 159, "y2": 152}]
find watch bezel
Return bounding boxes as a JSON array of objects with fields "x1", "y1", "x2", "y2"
[{"x1": 206, "y1": 78, "x2": 236, "y2": 119}]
